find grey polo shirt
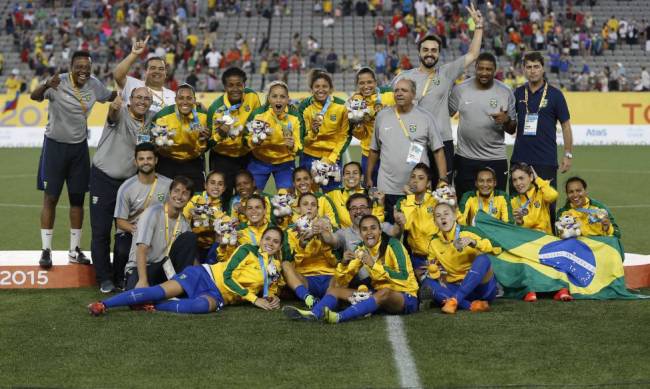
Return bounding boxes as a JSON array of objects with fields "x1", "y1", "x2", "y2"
[
  {"x1": 449, "y1": 78, "x2": 516, "y2": 161},
  {"x1": 371, "y1": 106, "x2": 443, "y2": 195},
  {"x1": 92, "y1": 106, "x2": 153, "y2": 179},
  {"x1": 125, "y1": 202, "x2": 190, "y2": 273},
  {"x1": 44, "y1": 73, "x2": 113, "y2": 143},
  {"x1": 114, "y1": 174, "x2": 173, "y2": 232},
  {"x1": 392, "y1": 56, "x2": 465, "y2": 142}
]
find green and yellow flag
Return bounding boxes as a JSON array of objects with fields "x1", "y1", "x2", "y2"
[{"x1": 474, "y1": 212, "x2": 639, "y2": 299}]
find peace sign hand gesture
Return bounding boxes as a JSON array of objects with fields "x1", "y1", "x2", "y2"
[
  {"x1": 466, "y1": 3, "x2": 484, "y2": 26},
  {"x1": 131, "y1": 35, "x2": 150, "y2": 56}
]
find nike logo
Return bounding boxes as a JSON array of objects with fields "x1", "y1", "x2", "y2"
[{"x1": 464, "y1": 101, "x2": 472, "y2": 105}]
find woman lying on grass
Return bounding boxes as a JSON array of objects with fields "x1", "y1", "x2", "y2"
[
  {"x1": 88, "y1": 227, "x2": 284, "y2": 315},
  {"x1": 283, "y1": 214, "x2": 419, "y2": 323}
]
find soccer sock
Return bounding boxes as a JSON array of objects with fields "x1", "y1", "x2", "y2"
[
  {"x1": 102, "y1": 285, "x2": 166, "y2": 308},
  {"x1": 41, "y1": 229, "x2": 53, "y2": 250},
  {"x1": 311, "y1": 294, "x2": 337, "y2": 319},
  {"x1": 456, "y1": 254, "x2": 491, "y2": 302},
  {"x1": 155, "y1": 297, "x2": 211, "y2": 314},
  {"x1": 422, "y1": 277, "x2": 469, "y2": 309},
  {"x1": 294, "y1": 284, "x2": 309, "y2": 301},
  {"x1": 70, "y1": 229, "x2": 82, "y2": 252},
  {"x1": 338, "y1": 296, "x2": 378, "y2": 323}
]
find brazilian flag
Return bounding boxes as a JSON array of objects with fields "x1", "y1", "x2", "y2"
[{"x1": 474, "y1": 211, "x2": 639, "y2": 300}]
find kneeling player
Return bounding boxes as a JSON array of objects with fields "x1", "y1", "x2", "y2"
[
  {"x1": 283, "y1": 215, "x2": 418, "y2": 323},
  {"x1": 420, "y1": 203, "x2": 501, "y2": 314},
  {"x1": 88, "y1": 227, "x2": 284, "y2": 315}
]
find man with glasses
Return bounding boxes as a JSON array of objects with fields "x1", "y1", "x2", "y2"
[{"x1": 90, "y1": 87, "x2": 154, "y2": 293}]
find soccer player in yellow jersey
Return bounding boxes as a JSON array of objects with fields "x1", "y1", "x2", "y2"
[
  {"x1": 349, "y1": 67, "x2": 395, "y2": 183},
  {"x1": 510, "y1": 162, "x2": 558, "y2": 234},
  {"x1": 207, "y1": 67, "x2": 261, "y2": 203},
  {"x1": 419, "y1": 203, "x2": 500, "y2": 314},
  {"x1": 277, "y1": 167, "x2": 340, "y2": 229},
  {"x1": 88, "y1": 227, "x2": 284, "y2": 315},
  {"x1": 458, "y1": 167, "x2": 513, "y2": 226},
  {"x1": 557, "y1": 177, "x2": 620, "y2": 238},
  {"x1": 281, "y1": 193, "x2": 339, "y2": 309},
  {"x1": 298, "y1": 70, "x2": 350, "y2": 191},
  {"x1": 326, "y1": 162, "x2": 386, "y2": 228},
  {"x1": 150, "y1": 84, "x2": 209, "y2": 193},
  {"x1": 283, "y1": 215, "x2": 418, "y2": 322},
  {"x1": 211, "y1": 194, "x2": 272, "y2": 263},
  {"x1": 183, "y1": 170, "x2": 226, "y2": 261},
  {"x1": 228, "y1": 170, "x2": 273, "y2": 224},
  {"x1": 246, "y1": 81, "x2": 304, "y2": 190},
  {"x1": 393, "y1": 163, "x2": 460, "y2": 278}
]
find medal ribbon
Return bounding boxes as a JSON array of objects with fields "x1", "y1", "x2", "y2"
[
  {"x1": 421, "y1": 72, "x2": 435, "y2": 97},
  {"x1": 576, "y1": 206, "x2": 604, "y2": 224},
  {"x1": 248, "y1": 228, "x2": 257, "y2": 245},
  {"x1": 69, "y1": 74, "x2": 88, "y2": 114},
  {"x1": 164, "y1": 203, "x2": 182, "y2": 256},
  {"x1": 518, "y1": 194, "x2": 532, "y2": 215},
  {"x1": 524, "y1": 81, "x2": 548, "y2": 114},
  {"x1": 318, "y1": 96, "x2": 332, "y2": 117},
  {"x1": 257, "y1": 252, "x2": 269, "y2": 297}
]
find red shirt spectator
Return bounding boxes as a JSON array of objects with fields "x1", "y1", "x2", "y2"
[
  {"x1": 387, "y1": 29, "x2": 397, "y2": 46},
  {"x1": 399, "y1": 55, "x2": 412, "y2": 70},
  {"x1": 375, "y1": 21, "x2": 385, "y2": 40},
  {"x1": 289, "y1": 54, "x2": 301, "y2": 72},
  {"x1": 522, "y1": 22, "x2": 533, "y2": 37},
  {"x1": 279, "y1": 53, "x2": 289, "y2": 71}
]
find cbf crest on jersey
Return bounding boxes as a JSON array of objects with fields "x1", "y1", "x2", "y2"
[
  {"x1": 408, "y1": 124, "x2": 417, "y2": 133},
  {"x1": 489, "y1": 98, "x2": 498, "y2": 108},
  {"x1": 157, "y1": 193, "x2": 165, "y2": 202},
  {"x1": 330, "y1": 114, "x2": 337, "y2": 121}
]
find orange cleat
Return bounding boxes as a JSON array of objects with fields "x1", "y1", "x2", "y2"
[
  {"x1": 523, "y1": 291, "x2": 537, "y2": 302},
  {"x1": 441, "y1": 297, "x2": 458, "y2": 314},
  {"x1": 469, "y1": 300, "x2": 490, "y2": 312},
  {"x1": 87, "y1": 301, "x2": 107, "y2": 316},
  {"x1": 553, "y1": 288, "x2": 573, "y2": 302}
]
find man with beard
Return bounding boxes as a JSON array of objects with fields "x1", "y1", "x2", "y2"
[
  {"x1": 449, "y1": 52, "x2": 516, "y2": 197},
  {"x1": 392, "y1": 3, "x2": 484, "y2": 183},
  {"x1": 206, "y1": 67, "x2": 261, "y2": 204},
  {"x1": 366, "y1": 78, "x2": 447, "y2": 221},
  {"x1": 90, "y1": 87, "x2": 156, "y2": 293},
  {"x1": 114, "y1": 36, "x2": 176, "y2": 114},
  {"x1": 31, "y1": 51, "x2": 115, "y2": 269},
  {"x1": 112, "y1": 143, "x2": 173, "y2": 291}
]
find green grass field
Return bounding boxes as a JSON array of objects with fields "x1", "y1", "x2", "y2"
[{"x1": 1, "y1": 146, "x2": 650, "y2": 388}]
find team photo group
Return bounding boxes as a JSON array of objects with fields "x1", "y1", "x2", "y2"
[{"x1": 33, "y1": 4, "x2": 628, "y2": 324}]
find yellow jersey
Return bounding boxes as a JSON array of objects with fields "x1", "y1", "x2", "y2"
[
  {"x1": 208, "y1": 244, "x2": 282, "y2": 304},
  {"x1": 298, "y1": 96, "x2": 350, "y2": 163},
  {"x1": 207, "y1": 89, "x2": 261, "y2": 157},
  {"x1": 246, "y1": 104, "x2": 304, "y2": 164},
  {"x1": 151, "y1": 105, "x2": 209, "y2": 160},
  {"x1": 282, "y1": 191, "x2": 340, "y2": 230},
  {"x1": 325, "y1": 187, "x2": 385, "y2": 228},
  {"x1": 396, "y1": 193, "x2": 462, "y2": 256},
  {"x1": 349, "y1": 87, "x2": 395, "y2": 157},
  {"x1": 182, "y1": 192, "x2": 225, "y2": 249},
  {"x1": 216, "y1": 221, "x2": 271, "y2": 261},
  {"x1": 458, "y1": 190, "x2": 513, "y2": 226},
  {"x1": 510, "y1": 177, "x2": 558, "y2": 234},
  {"x1": 426, "y1": 223, "x2": 501, "y2": 283},
  {"x1": 557, "y1": 197, "x2": 620, "y2": 238},
  {"x1": 283, "y1": 227, "x2": 338, "y2": 277},
  {"x1": 336, "y1": 237, "x2": 418, "y2": 297}
]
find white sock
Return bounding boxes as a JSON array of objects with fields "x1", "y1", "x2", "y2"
[
  {"x1": 41, "y1": 229, "x2": 53, "y2": 250},
  {"x1": 70, "y1": 229, "x2": 82, "y2": 253}
]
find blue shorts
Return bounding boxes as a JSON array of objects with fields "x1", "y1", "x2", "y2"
[
  {"x1": 173, "y1": 265, "x2": 224, "y2": 307},
  {"x1": 401, "y1": 293, "x2": 419, "y2": 314},
  {"x1": 305, "y1": 275, "x2": 333, "y2": 298},
  {"x1": 300, "y1": 153, "x2": 342, "y2": 192},
  {"x1": 409, "y1": 254, "x2": 428, "y2": 271},
  {"x1": 37, "y1": 136, "x2": 90, "y2": 197},
  {"x1": 247, "y1": 158, "x2": 294, "y2": 190}
]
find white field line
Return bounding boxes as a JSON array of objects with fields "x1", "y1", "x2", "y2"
[
  {"x1": 385, "y1": 316, "x2": 422, "y2": 389},
  {"x1": 0, "y1": 174, "x2": 35, "y2": 179},
  {"x1": 576, "y1": 169, "x2": 650, "y2": 174}
]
